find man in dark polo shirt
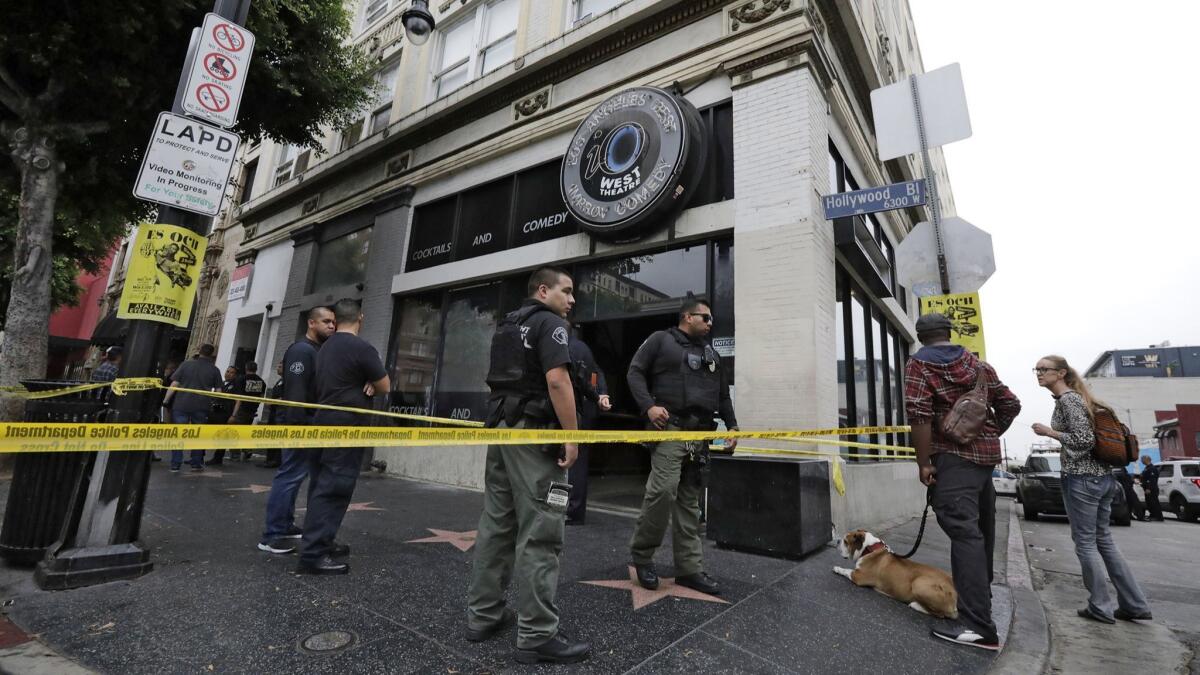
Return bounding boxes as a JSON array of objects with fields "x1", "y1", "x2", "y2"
[
  {"x1": 163, "y1": 344, "x2": 223, "y2": 472},
  {"x1": 296, "y1": 298, "x2": 389, "y2": 575}
]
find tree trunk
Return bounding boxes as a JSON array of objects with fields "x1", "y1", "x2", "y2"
[{"x1": 0, "y1": 127, "x2": 59, "y2": 424}]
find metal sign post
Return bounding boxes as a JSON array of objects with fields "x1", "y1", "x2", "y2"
[
  {"x1": 34, "y1": 0, "x2": 253, "y2": 591},
  {"x1": 908, "y1": 77, "x2": 950, "y2": 295}
]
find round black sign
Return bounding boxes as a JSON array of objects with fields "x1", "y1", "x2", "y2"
[{"x1": 560, "y1": 87, "x2": 706, "y2": 241}]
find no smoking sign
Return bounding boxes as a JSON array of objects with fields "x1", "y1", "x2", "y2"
[{"x1": 182, "y1": 13, "x2": 254, "y2": 128}]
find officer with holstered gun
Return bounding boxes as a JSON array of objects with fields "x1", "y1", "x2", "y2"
[
  {"x1": 627, "y1": 297, "x2": 738, "y2": 595},
  {"x1": 465, "y1": 266, "x2": 591, "y2": 665}
]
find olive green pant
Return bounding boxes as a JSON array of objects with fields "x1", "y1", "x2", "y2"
[
  {"x1": 466, "y1": 420, "x2": 567, "y2": 649},
  {"x1": 629, "y1": 434, "x2": 704, "y2": 577}
]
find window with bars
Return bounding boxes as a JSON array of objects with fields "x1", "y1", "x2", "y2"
[{"x1": 433, "y1": 0, "x2": 518, "y2": 98}]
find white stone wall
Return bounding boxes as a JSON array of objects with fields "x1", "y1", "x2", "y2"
[{"x1": 1085, "y1": 377, "x2": 1200, "y2": 441}]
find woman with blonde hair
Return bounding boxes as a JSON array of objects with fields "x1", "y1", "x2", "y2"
[{"x1": 1031, "y1": 355, "x2": 1152, "y2": 624}]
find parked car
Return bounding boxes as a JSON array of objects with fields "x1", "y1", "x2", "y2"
[
  {"x1": 1153, "y1": 459, "x2": 1200, "y2": 522},
  {"x1": 992, "y1": 468, "x2": 1017, "y2": 496},
  {"x1": 1017, "y1": 453, "x2": 1131, "y2": 526}
]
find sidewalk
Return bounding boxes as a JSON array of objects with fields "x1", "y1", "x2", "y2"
[{"x1": 1, "y1": 461, "x2": 1013, "y2": 674}]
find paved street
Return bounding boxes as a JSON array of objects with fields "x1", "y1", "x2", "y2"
[
  {"x1": 1019, "y1": 501, "x2": 1200, "y2": 674},
  {"x1": 0, "y1": 461, "x2": 1010, "y2": 674}
]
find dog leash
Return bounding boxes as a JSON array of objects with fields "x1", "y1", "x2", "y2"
[{"x1": 895, "y1": 486, "x2": 934, "y2": 560}]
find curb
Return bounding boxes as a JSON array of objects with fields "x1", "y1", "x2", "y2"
[
  {"x1": 0, "y1": 615, "x2": 95, "y2": 675},
  {"x1": 990, "y1": 502, "x2": 1050, "y2": 675}
]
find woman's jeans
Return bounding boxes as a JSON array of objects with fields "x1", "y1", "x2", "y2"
[{"x1": 1062, "y1": 473, "x2": 1151, "y2": 619}]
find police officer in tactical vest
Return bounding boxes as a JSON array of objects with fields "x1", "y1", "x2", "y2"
[
  {"x1": 627, "y1": 298, "x2": 738, "y2": 595},
  {"x1": 465, "y1": 266, "x2": 591, "y2": 665}
]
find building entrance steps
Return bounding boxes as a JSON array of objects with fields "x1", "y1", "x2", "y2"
[{"x1": 0, "y1": 464, "x2": 1023, "y2": 673}]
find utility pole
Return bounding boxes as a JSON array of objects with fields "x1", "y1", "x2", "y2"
[{"x1": 35, "y1": 0, "x2": 253, "y2": 590}]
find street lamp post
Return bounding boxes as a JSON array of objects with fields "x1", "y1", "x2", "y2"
[{"x1": 401, "y1": 0, "x2": 436, "y2": 45}]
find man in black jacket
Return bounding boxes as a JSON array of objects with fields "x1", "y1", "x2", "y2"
[
  {"x1": 627, "y1": 298, "x2": 737, "y2": 596},
  {"x1": 566, "y1": 327, "x2": 610, "y2": 525},
  {"x1": 1139, "y1": 455, "x2": 1165, "y2": 521},
  {"x1": 257, "y1": 307, "x2": 336, "y2": 555}
]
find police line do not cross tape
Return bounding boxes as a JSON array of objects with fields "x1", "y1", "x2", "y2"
[{"x1": 0, "y1": 423, "x2": 912, "y2": 455}]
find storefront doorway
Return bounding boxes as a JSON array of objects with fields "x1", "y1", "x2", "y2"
[{"x1": 577, "y1": 312, "x2": 677, "y2": 510}]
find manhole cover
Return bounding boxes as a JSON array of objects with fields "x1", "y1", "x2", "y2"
[{"x1": 299, "y1": 630, "x2": 357, "y2": 654}]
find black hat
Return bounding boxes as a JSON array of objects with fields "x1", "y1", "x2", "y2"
[
  {"x1": 915, "y1": 312, "x2": 952, "y2": 334},
  {"x1": 105, "y1": 346, "x2": 123, "y2": 358}
]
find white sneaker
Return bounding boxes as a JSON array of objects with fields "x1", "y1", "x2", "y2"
[
  {"x1": 257, "y1": 539, "x2": 296, "y2": 555},
  {"x1": 931, "y1": 625, "x2": 999, "y2": 651}
]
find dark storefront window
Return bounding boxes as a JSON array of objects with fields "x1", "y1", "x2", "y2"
[
  {"x1": 404, "y1": 102, "x2": 734, "y2": 271},
  {"x1": 435, "y1": 284, "x2": 503, "y2": 421},
  {"x1": 512, "y1": 161, "x2": 580, "y2": 248},
  {"x1": 574, "y1": 246, "x2": 707, "y2": 321},
  {"x1": 836, "y1": 264, "x2": 911, "y2": 461},
  {"x1": 389, "y1": 240, "x2": 732, "y2": 424},
  {"x1": 406, "y1": 197, "x2": 456, "y2": 272},
  {"x1": 455, "y1": 179, "x2": 512, "y2": 260},
  {"x1": 311, "y1": 226, "x2": 372, "y2": 292},
  {"x1": 387, "y1": 293, "x2": 443, "y2": 418}
]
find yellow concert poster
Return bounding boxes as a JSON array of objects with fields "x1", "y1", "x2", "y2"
[
  {"x1": 117, "y1": 223, "x2": 206, "y2": 327},
  {"x1": 919, "y1": 292, "x2": 987, "y2": 361}
]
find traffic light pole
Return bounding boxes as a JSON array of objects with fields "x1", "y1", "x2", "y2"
[{"x1": 34, "y1": 0, "x2": 252, "y2": 590}]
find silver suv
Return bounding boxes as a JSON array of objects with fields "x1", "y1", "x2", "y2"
[{"x1": 1155, "y1": 460, "x2": 1200, "y2": 522}]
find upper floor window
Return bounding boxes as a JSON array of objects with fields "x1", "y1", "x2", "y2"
[
  {"x1": 433, "y1": 0, "x2": 518, "y2": 98},
  {"x1": 273, "y1": 144, "x2": 310, "y2": 187},
  {"x1": 340, "y1": 60, "x2": 401, "y2": 151},
  {"x1": 362, "y1": 0, "x2": 396, "y2": 30},
  {"x1": 570, "y1": 0, "x2": 623, "y2": 26}
]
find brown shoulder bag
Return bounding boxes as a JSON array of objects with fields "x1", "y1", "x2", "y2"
[
  {"x1": 940, "y1": 370, "x2": 990, "y2": 445},
  {"x1": 1092, "y1": 407, "x2": 1138, "y2": 467}
]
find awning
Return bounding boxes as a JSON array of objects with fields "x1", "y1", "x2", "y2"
[{"x1": 89, "y1": 311, "x2": 130, "y2": 347}]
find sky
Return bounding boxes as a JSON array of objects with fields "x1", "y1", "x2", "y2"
[{"x1": 907, "y1": 1, "x2": 1200, "y2": 461}]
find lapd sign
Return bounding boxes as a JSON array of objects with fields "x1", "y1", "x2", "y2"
[
  {"x1": 561, "y1": 87, "x2": 706, "y2": 241},
  {"x1": 134, "y1": 112, "x2": 240, "y2": 216}
]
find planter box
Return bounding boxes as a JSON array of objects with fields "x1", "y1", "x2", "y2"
[{"x1": 707, "y1": 455, "x2": 831, "y2": 558}]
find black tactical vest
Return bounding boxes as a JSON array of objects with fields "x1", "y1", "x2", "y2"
[{"x1": 485, "y1": 304, "x2": 552, "y2": 397}]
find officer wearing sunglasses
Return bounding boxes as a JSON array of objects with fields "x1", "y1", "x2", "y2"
[{"x1": 626, "y1": 298, "x2": 738, "y2": 596}]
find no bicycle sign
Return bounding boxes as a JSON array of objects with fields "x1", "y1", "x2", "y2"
[{"x1": 183, "y1": 13, "x2": 254, "y2": 128}]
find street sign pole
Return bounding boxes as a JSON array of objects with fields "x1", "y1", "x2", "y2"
[
  {"x1": 34, "y1": 0, "x2": 253, "y2": 591},
  {"x1": 909, "y1": 76, "x2": 951, "y2": 296}
]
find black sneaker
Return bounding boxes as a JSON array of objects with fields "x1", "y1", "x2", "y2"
[
  {"x1": 169, "y1": 466, "x2": 181, "y2": 473},
  {"x1": 296, "y1": 556, "x2": 349, "y2": 575},
  {"x1": 634, "y1": 563, "x2": 659, "y2": 590},
  {"x1": 514, "y1": 631, "x2": 591, "y2": 664},
  {"x1": 1077, "y1": 607, "x2": 1116, "y2": 624},
  {"x1": 329, "y1": 542, "x2": 350, "y2": 557},
  {"x1": 931, "y1": 625, "x2": 1000, "y2": 651},
  {"x1": 257, "y1": 539, "x2": 296, "y2": 555},
  {"x1": 675, "y1": 572, "x2": 720, "y2": 595},
  {"x1": 190, "y1": 465, "x2": 204, "y2": 472},
  {"x1": 464, "y1": 609, "x2": 515, "y2": 642},
  {"x1": 281, "y1": 526, "x2": 303, "y2": 540}
]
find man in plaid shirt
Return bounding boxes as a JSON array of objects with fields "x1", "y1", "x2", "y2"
[
  {"x1": 905, "y1": 312, "x2": 1021, "y2": 651},
  {"x1": 90, "y1": 346, "x2": 122, "y2": 382}
]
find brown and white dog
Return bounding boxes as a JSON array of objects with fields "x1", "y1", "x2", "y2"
[{"x1": 832, "y1": 529, "x2": 958, "y2": 619}]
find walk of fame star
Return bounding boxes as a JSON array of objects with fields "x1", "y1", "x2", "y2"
[
  {"x1": 227, "y1": 484, "x2": 272, "y2": 494},
  {"x1": 405, "y1": 529, "x2": 477, "y2": 552},
  {"x1": 580, "y1": 566, "x2": 729, "y2": 610}
]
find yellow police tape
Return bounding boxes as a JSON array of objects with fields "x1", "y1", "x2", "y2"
[
  {"x1": 0, "y1": 422, "x2": 911, "y2": 454},
  {"x1": 2, "y1": 377, "x2": 484, "y2": 428}
]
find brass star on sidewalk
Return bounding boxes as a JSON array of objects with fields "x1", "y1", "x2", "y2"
[
  {"x1": 227, "y1": 484, "x2": 272, "y2": 494},
  {"x1": 406, "y1": 529, "x2": 477, "y2": 552},
  {"x1": 581, "y1": 566, "x2": 729, "y2": 610}
]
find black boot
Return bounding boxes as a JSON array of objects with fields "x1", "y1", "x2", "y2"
[
  {"x1": 514, "y1": 632, "x2": 591, "y2": 664},
  {"x1": 464, "y1": 609, "x2": 515, "y2": 642},
  {"x1": 675, "y1": 572, "x2": 720, "y2": 595},
  {"x1": 634, "y1": 563, "x2": 659, "y2": 590}
]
